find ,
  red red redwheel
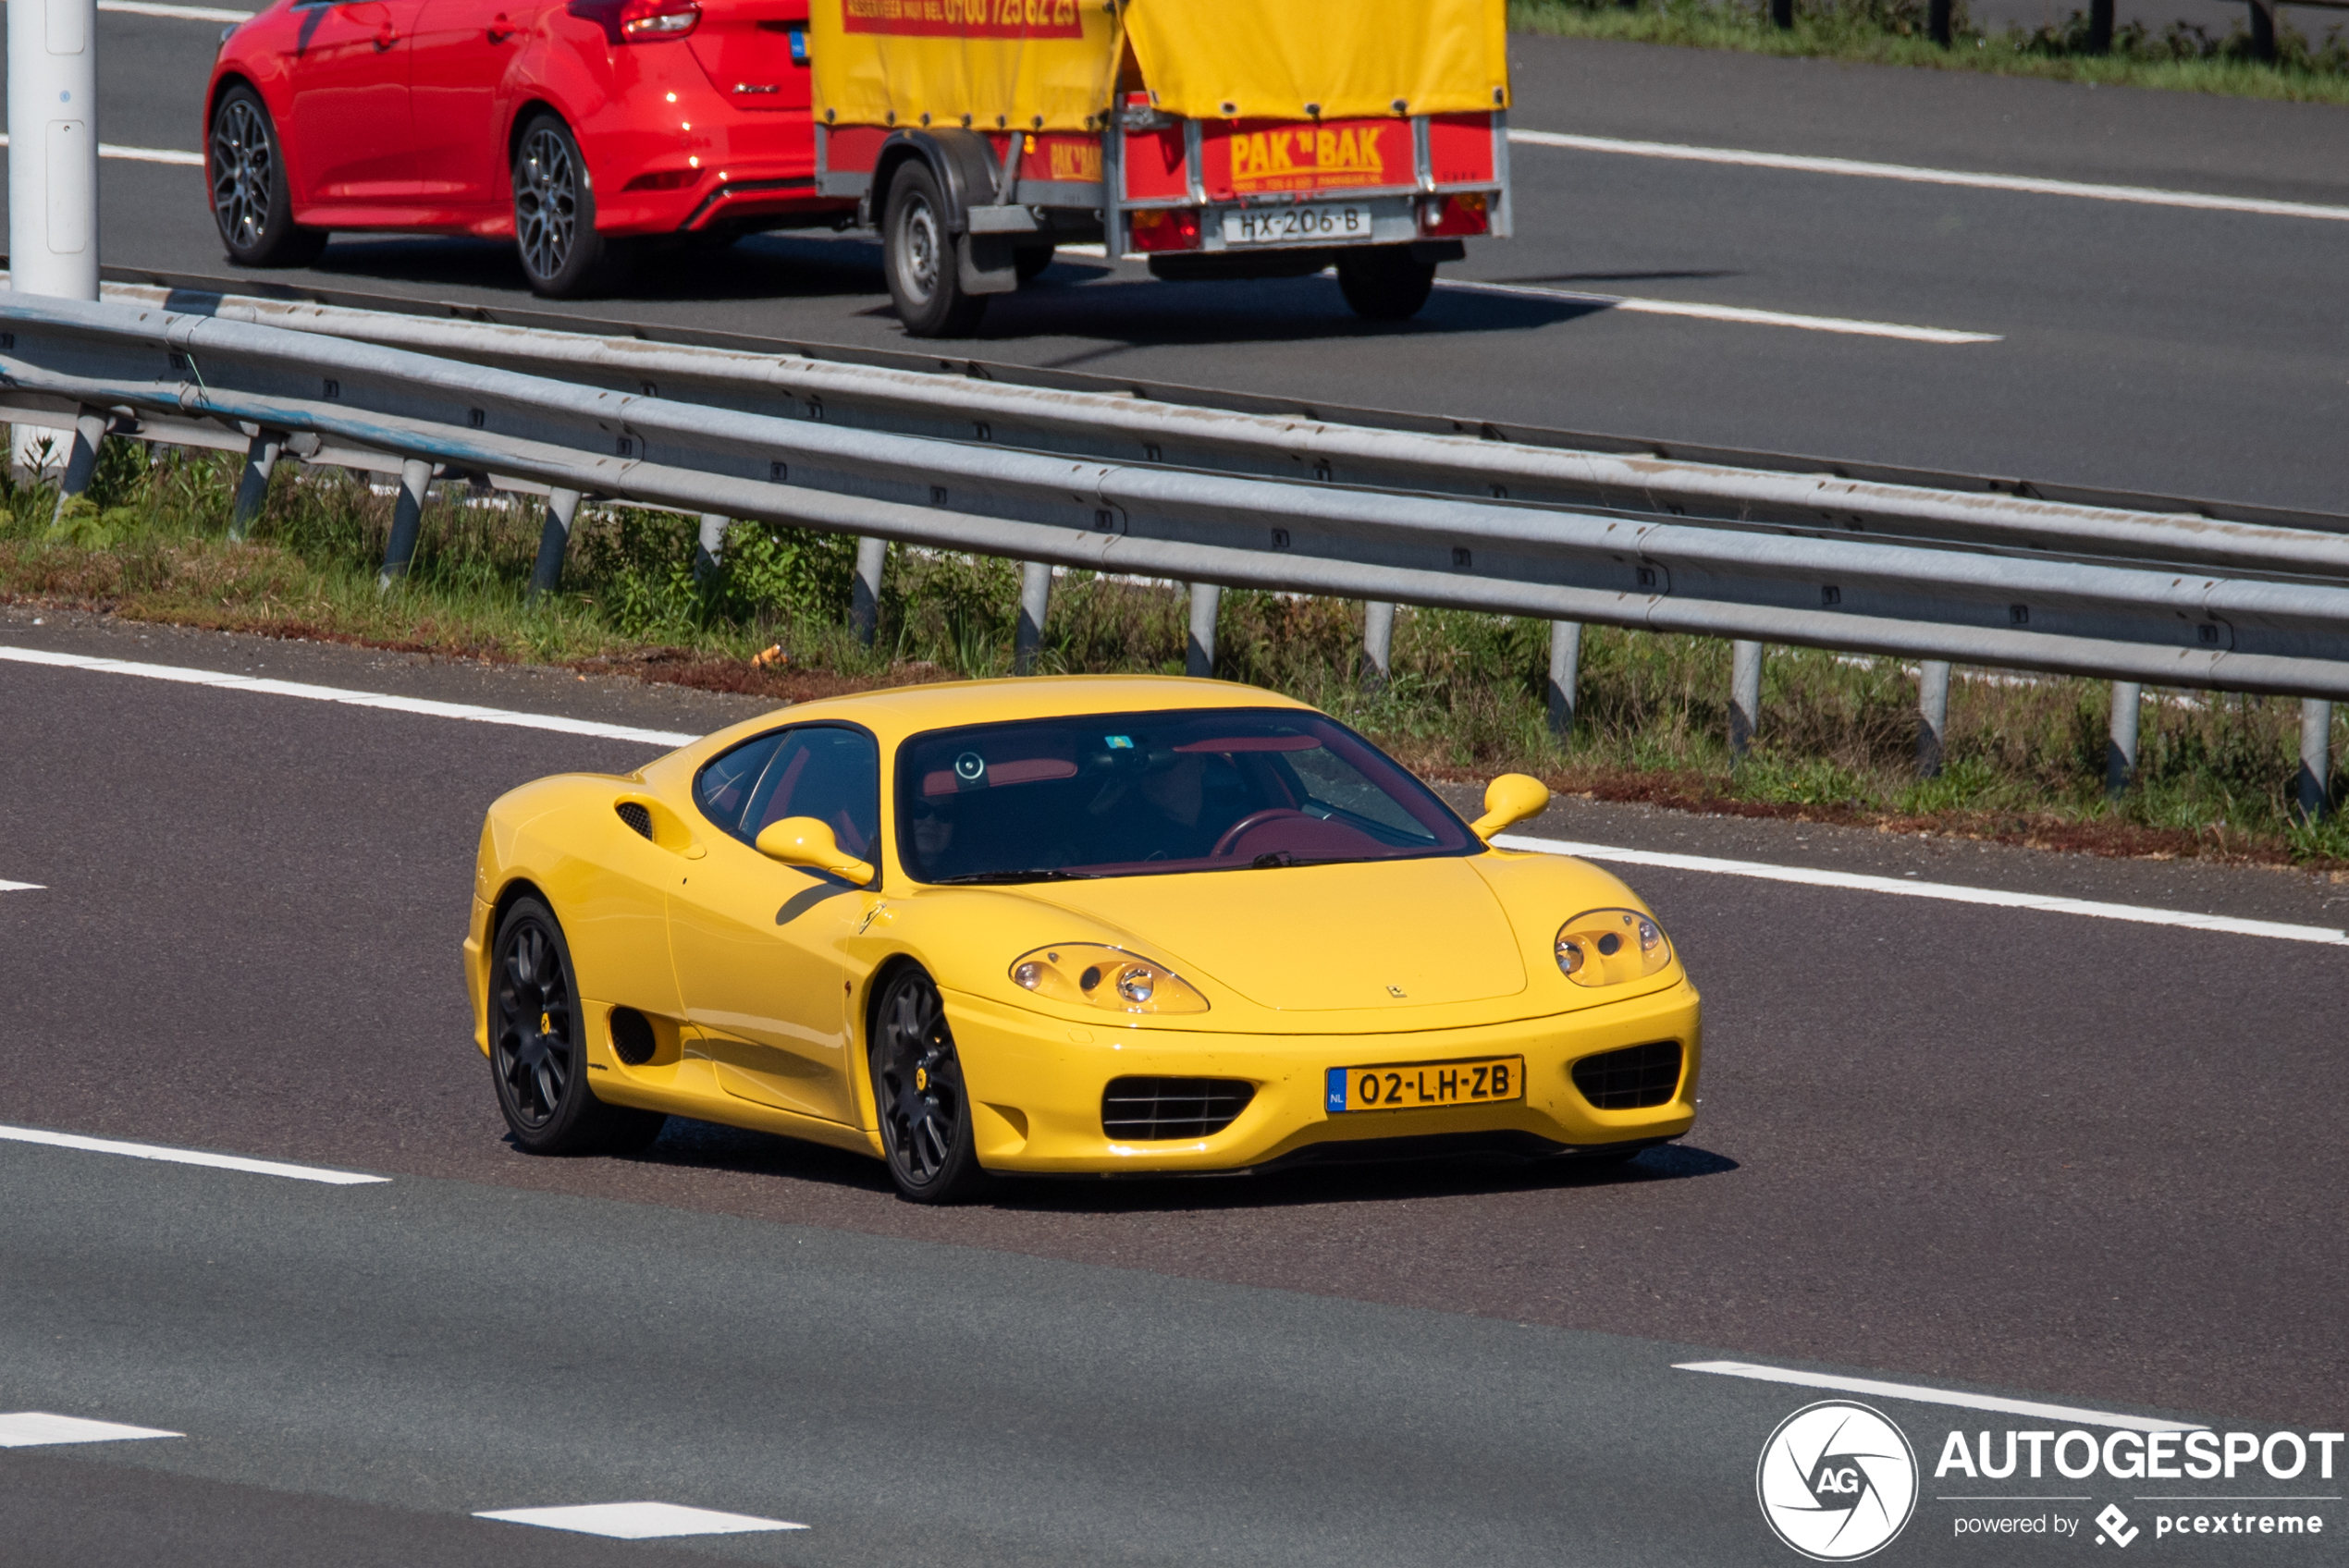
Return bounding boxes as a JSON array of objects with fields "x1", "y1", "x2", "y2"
[
  {"x1": 868, "y1": 965, "x2": 986, "y2": 1204},
  {"x1": 489, "y1": 897, "x2": 665, "y2": 1156},
  {"x1": 206, "y1": 85, "x2": 325, "y2": 268},
  {"x1": 512, "y1": 114, "x2": 631, "y2": 299},
  {"x1": 883, "y1": 161, "x2": 989, "y2": 338}
]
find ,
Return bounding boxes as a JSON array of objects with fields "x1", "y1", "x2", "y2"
[
  {"x1": 818, "y1": 0, "x2": 1513, "y2": 333},
  {"x1": 205, "y1": 0, "x2": 851, "y2": 294},
  {"x1": 203, "y1": 0, "x2": 1513, "y2": 328},
  {"x1": 463, "y1": 675, "x2": 1702, "y2": 1202}
]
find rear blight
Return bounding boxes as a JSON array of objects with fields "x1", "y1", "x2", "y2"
[
  {"x1": 1128, "y1": 206, "x2": 1199, "y2": 253},
  {"x1": 620, "y1": 0, "x2": 697, "y2": 37},
  {"x1": 568, "y1": 0, "x2": 695, "y2": 41},
  {"x1": 1420, "y1": 191, "x2": 1490, "y2": 238},
  {"x1": 622, "y1": 167, "x2": 702, "y2": 191}
]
